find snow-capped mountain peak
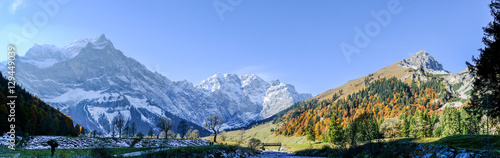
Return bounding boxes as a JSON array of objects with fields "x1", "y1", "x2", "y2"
[
  {"x1": 4, "y1": 35, "x2": 312, "y2": 134},
  {"x1": 197, "y1": 74, "x2": 312, "y2": 119},
  {"x1": 398, "y1": 50, "x2": 449, "y2": 74},
  {"x1": 24, "y1": 44, "x2": 62, "y2": 60},
  {"x1": 20, "y1": 34, "x2": 114, "y2": 68},
  {"x1": 270, "y1": 79, "x2": 280, "y2": 86}
]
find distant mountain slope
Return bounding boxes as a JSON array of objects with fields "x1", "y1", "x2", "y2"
[
  {"x1": 0, "y1": 72, "x2": 75, "y2": 136},
  {"x1": 1, "y1": 34, "x2": 311, "y2": 135},
  {"x1": 272, "y1": 50, "x2": 473, "y2": 139},
  {"x1": 313, "y1": 50, "x2": 471, "y2": 104}
]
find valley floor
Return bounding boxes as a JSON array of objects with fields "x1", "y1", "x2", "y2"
[
  {"x1": 2, "y1": 133, "x2": 499, "y2": 157},
  {"x1": 0, "y1": 136, "x2": 211, "y2": 157}
]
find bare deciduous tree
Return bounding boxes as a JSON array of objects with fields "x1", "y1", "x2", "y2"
[
  {"x1": 157, "y1": 117, "x2": 172, "y2": 139},
  {"x1": 178, "y1": 120, "x2": 188, "y2": 139},
  {"x1": 113, "y1": 112, "x2": 125, "y2": 138},
  {"x1": 220, "y1": 131, "x2": 227, "y2": 142},
  {"x1": 190, "y1": 129, "x2": 199, "y2": 139},
  {"x1": 204, "y1": 114, "x2": 224, "y2": 143},
  {"x1": 238, "y1": 129, "x2": 245, "y2": 144},
  {"x1": 130, "y1": 122, "x2": 137, "y2": 137}
]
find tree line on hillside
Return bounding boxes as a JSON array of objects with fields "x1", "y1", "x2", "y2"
[
  {"x1": 75, "y1": 113, "x2": 201, "y2": 140},
  {"x1": 275, "y1": 76, "x2": 452, "y2": 140},
  {"x1": 0, "y1": 72, "x2": 75, "y2": 136},
  {"x1": 323, "y1": 105, "x2": 497, "y2": 148},
  {"x1": 275, "y1": 74, "x2": 499, "y2": 147}
]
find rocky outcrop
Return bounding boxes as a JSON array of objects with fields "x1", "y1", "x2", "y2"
[
  {"x1": 399, "y1": 50, "x2": 450, "y2": 74},
  {"x1": 409, "y1": 144, "x2": 490, "y2": 158}
]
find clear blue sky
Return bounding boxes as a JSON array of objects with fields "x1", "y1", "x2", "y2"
[{"x1": 0, "y1": 0, "x2": 492, "y2": 96}]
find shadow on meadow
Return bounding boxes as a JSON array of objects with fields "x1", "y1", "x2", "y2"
[{"x1": 295, "y1": 135, "x2": 500, "y2": 158}]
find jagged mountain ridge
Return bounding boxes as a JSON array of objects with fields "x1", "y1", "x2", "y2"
[
  {"x1": 398, "y1": 50, "x2": 450, "y2": 74},
  {"x1": 1, "y1": 34, "x2": 311, "y2": 135},
  {"x1": 197, "y1": 74, "x2": 312, "y2": 119}
]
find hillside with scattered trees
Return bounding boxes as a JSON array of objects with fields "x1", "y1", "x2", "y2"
[
  {"x1": 0, "y1": 72, "x2": 75, "y2": 136},
  {"x1": 274, "y1": 76, "x2": 453, "y2": 139}
]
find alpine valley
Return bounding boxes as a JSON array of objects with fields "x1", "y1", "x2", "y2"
[
  {"x1": 219, "y1": 49, "x2": 476, "y2": 147},
  {"x1": 267, "y1": 50, "x2": 474, "y2": 140},
  {"x1": 1, "y1": 34, "x2": 312, "y2": 136}
]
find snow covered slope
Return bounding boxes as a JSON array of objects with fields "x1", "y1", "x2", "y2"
[
  {"x1": 1, "y1": 34, "x2": 311, "y2": 135},
  {"x1": 197, "y1": 74, "x2": 312, "y2": 120}
]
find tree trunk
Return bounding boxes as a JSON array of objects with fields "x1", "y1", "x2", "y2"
[
  {"x1": 213, "y1": 131, "x2": 217, "y2": 144},
  {"x1": 51, "y1": 147, "x2": 55, "y2": 157}
]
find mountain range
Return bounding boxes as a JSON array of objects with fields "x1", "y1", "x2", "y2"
[{"x1": 0, "y1": 34, "x2": 311, "y2": 135}]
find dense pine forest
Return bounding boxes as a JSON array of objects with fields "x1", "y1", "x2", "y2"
[{"x1": 0, "y1": 72, "x2": 75, "y2": 136}]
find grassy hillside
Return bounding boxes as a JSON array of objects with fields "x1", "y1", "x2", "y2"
[
  {"x1": 205, "y1": 122, "x2": 309, "y2": 145},
  {"x1": 204, "y1": 122, "x2": 335, "y2": 153},
  {"x1": 313, "y1": 63, "x2": 413, "y2": 102}
]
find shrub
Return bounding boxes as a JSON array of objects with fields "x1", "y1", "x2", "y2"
[
  {"x1": 247, "y1": 138, "x2": 261, "y2": 152},
  {"x1": 137, "y1": 132, "x2": 145, "y2": 139},
  {"x1": 91, "y1": 145, "x2": 112, "y2": 158}
]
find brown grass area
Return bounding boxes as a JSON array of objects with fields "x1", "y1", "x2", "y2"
[{"x1": 313, "y1": 62, "x2": 414, "y2": 101}]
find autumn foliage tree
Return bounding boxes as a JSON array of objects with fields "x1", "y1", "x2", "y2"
[{"x1": 275, "y1": 77, "x2": 450, "y2": 140}]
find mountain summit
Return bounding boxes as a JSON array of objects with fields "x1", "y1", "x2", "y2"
[
  {"x1": 16, "y1": 34, "x2": 114, "y2": 69},
  {"x1": 314, "y1": 50, "x2": 464, "y2": 102},
  {"x1": 197, "y1": 74, "x2": 312, "y2": 119},
  {"x1": 398, "y1": 50, "x2": 449, "y2": 74},
  {"x1": 1, "y1": 35, "x2": 311, "y2": 135}
]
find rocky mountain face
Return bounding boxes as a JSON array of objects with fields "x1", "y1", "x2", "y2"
[
  {"x1": 397, "y1": 50, "x2": 473, "y2": 108},
  {"x1": 260, "y1": 80, "x2": 312, "y2": 118},
  {"x1": 1, "y1": 34, "x2": 311, "y2": 135},
  {"x1": 399, "y1": 50, "x2": 450, "y2": 74},
  {"x1": 197, "y1": 74, "x2": 311, "y2": 119}
]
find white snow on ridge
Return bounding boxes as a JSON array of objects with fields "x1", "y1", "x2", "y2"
[
  {"x1": 87, "y1": 106, "x2": 131, "y2": 125},
  {"x1": 2, "y1": 34, "x2": 313, "y2": 132},
  {"x1": 19, "y1": 58, "x2": 59, "y2": 68},
  {"x1": 125, "y1": 95, "x2": 164, "y2": 117},
  {"x1": 97, "y1": 93, "x2": 123, "y2": 103},
  {"x1": 46, "y1": 88, "x2": 102, "y2": 103}
]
